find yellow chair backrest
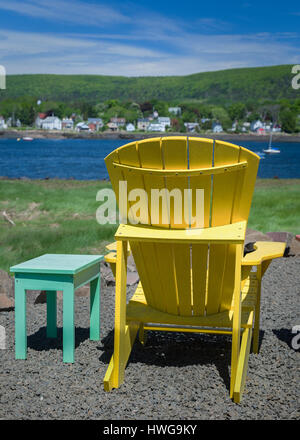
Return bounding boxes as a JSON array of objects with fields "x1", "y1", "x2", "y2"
[{"x1": 105, "y1": 136, "x2": 259, "y2": 317}]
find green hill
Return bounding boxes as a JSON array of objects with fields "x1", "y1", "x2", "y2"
[{"x1": 1, "y1": 64, "x2": 298, "y2": 104}]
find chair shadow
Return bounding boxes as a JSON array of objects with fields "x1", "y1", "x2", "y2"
[
  {"x1": 272, "y1": 328, "x2": 297, "y2": 350},
  {"x1": 98, "y1": 329, "x2": 233, "y2": 392},
  {"x1": 255, "y1": 329, "x2": 265, "y2": 353},
  {"x1": 27, "y1": 326, "x2": 90, "y2": 351}
]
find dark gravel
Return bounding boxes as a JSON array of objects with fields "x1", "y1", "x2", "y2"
[{"x1": 0, "y1": 257, "x2": 299, "y2": 420}]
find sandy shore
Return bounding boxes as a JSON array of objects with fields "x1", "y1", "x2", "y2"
[{"x1": 1, "y1": 129, "x2": 300, "y2": 142}]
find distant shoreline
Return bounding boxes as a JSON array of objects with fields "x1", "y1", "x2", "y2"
[{"x1": 1, "y1": 129, "x2": 300, "y2": 143}]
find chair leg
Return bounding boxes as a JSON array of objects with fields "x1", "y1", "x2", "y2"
[
  {"x1": 230, "y1": 325, "x2": 241, "y2": 399},
  {"x1": 46, "y1": 291, "x2": 57, "y2": 338},
  {"x1": 233, "y1": 328, "x2": 252, "y2": 403},
  {"x1": 103, "y1": 240, "x2": 139, "y2": 391},
  {"x1": 252, "y1": 266, "x2": 262, "y2": 354},
  {"x1": 15, "y1": 280, "x2": 27, "y2": 360},
  {"x1": 104, "y1": 322, "x2": 139, "y2": 391},
  {"x1": 63, "y1": 283, "x2": 75, "y2": 363},
  {"x1": 90, "y1": 276, "x2": 100, "y2": 341}
]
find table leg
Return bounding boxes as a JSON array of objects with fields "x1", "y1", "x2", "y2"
[
  {"x1": 90, "y1": 275, "x2": 100, "y2": 341},
  {"x1": 46, "y1": 291, "x2": 57, "y2": 338},
  {"x1": 15, "y1": 279, "x2": 27, "y2": 360},
  {"x1": 63, "y1": 284, "x2": 75, "y2": 363}
]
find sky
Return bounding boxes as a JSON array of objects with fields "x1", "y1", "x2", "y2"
[{"x1": 0, "y1": 0, "x2": 299, "y2": 76}]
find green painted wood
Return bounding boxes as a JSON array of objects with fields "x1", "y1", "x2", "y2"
[
  {"x1": 15, "y1": 280, "x2": 27, "y2": 359},
  {"x1": 63, "y1": 283, "x2": 75, "y2": 363},
  {"x1": 46, "y1": 291, "x2": 57, "y2": 338},
  {"x1": 90, "y1": 276, "x2": 100, "y2": 341},
  {"x1": 74, "y1": 264, "x2": 100, "y2": 290},
  {"x1": 15, "y1": 273, "x2": 73, "y2": 291},
  {"x1": 10, "y1": 254, "x2": 104, "y2": 275},
  {"x1": 13, "y1": 254, "x2": 103, "y2": 363}
]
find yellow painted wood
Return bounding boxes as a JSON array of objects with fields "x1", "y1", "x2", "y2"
[
  {"x1": 127, "y1": 295, "x2": 253, "y2": 328},
  {"x1": 162, "y1": 136, "x2": 189, "y2": 229},
  {"x1": 115, "y1": 221, "x2": 247, "y2": 244},
  {"x1": 189, "y1": 137, "x2": 213, "y2": 228},
  {"x1": 191, "y1": 244, "x2": 208, "y2": 316},
  {"x1": 230, "y1": 244, "x2": 242, "y2": 398},
  {"x1": 206, "y1": 244, "x2": 227, "y2": 315},
  {"x1": 252, "y1": 265, "x2": 262, "y2": 354},
  {"x1": 112, "y1": 160, "x2": 248, "y2": 176},
  {"x1": 233, "y1": 328, "x2": 252, "y2": 403},
  {"x1": 173, "y1": 243, "x2": 192, "y2": 315},
  {"x1": 242, "y1": 241, "x2": 285, "y2": 265},
  {"x1": 137, "y1": 138, "x2": 168, "y2": 228},
  {"x1": 211, "y1": 140, "x2": 241, "y2": 227},
  {"x1": 118, "y1": 141, "x2": 149, "y2": 225},
  {"x1": 231, "y1": 147, "x2": 260, "y2": 223}
]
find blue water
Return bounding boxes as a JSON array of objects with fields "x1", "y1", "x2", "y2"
[{"x1": 0, "y1": 138, "x2": 299, "y2": 179}]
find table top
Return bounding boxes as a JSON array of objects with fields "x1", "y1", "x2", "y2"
[{"x1": 10, "y1": 254, "x2": 104, "y2": 275}]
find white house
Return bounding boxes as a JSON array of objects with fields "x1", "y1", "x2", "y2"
[
  {"x1": 250, "y1": 120, "x2": 263, "y2": 132},
  {"x1": 35, "y1": 113, "x2": 47, "y2": 128},
  {"x1": 42, "y1": 116, "x2": 62, "y2": 130},
  {"x1": 184, "y1": 122, "x2": 199, "y2": 133},
  {"x1": 126, "y1": 123, "x2": 135, "y2": 132},
  {"x1": 147, "y1": 122, "x2": 165, "y2": 132},
  {"x1": 168, "y1": 107, "x2": 181, "y2": 116},
  {"x1": 212, "y1": 122, "x2": 223, "y2": 133},
  {"x1": 0, "y1": 116, "x2": 7, "y2": 129},
  {"x1": 62, "y1": 117, "x2": 74, "y2": 130},
  {"x1": 75, "y1": 122, "x2": 90, "y2": 132},
  {"x1": 110, "y1": 117, "x2": 126, "y2": 128},
  {"x1": 157, "y1": 117, "x2": 171, "y2": 130},
  {"x1": 137, "y1": 118, "x2": 150, "y2": 130}
]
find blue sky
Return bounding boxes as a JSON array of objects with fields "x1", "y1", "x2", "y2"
[{"x1": 0, "y1": 0, "x2": 299, "y2": 76}]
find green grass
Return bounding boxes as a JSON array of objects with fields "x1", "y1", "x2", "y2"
[{"x1": 0, "y1": 178, "x2": 299, "y2": 273}]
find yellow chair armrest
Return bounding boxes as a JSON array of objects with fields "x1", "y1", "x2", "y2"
[
  {"x1": 242, "y1": 241, "x2": 286, "y2": 266},
  {"x1": 115, "y1": 221, "x2": 247, "y2": 244},
  {"x1": 105, "y1": 241, "x2": 131, "y2": 254}
]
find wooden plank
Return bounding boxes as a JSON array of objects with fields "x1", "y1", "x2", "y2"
[
  {"x1": 115, "y1": 221, "x2": 246, "y2": 244},
  {"x1": 211, "y1": 140, "x2": 240, "y2": 227},
  {"x1": 137, "y1": 138, "x2": 169, "y2": 228},
  {"x1": 117, "y1": 141, "x2": 149, "y2": 225},
  {"x1": 173, "y1": 243, "x2": 192, "y2": 316},
  {"x1": 162, "y1": 136, "x2": 188, "y2": 229},
  {"x1": 232, "y1": 147, "x2": 260, "y2": 223},
  {"x1": 137, "y1": 242, "x2": 167, "y2": 311},
  {"x1": 191, "y1": 244, "x2": 208, "y2": 316},
  {"x1": 206, "y1": 244, "x2": 227, "y2": 315},
  {"x1": 189, "y1": 137, "x2": 213, "y2": 228},
  {"x1": 129, "y1": 241, "x2": 155, "y2": 308}
]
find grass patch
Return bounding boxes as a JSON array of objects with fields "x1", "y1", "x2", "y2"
[{"x1": 0, "y1": 178, "x2": 299, "y2": 273}]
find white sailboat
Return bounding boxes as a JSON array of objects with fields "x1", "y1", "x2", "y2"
[{"x1": 263, "y1": 127, "x2": 280, "y2": 154}]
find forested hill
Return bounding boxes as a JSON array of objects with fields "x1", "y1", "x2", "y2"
[{"x1": 2, "y1": 65, "x2": 297, "y2": 104}]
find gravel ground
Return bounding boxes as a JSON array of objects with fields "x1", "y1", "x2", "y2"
[{"x1": 0, "y1": 257, "x2": 299, "y2": 420}]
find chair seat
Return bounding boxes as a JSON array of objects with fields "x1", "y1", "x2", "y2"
[{"x1": 127, "y1": 272, "x2": 257, "y2": 329}]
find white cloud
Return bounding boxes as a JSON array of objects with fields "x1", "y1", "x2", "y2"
[
  {"x1": 0, "y1": 1, "x2": 298, "y2": 76},
  {"x1": 1, "y1": 28, "x2": 298, "y2": 76},
  {"x1": 0, "y1": 0, "x2": 130, "y2": 26}
]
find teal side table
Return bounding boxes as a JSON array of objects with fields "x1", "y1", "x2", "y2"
[{"x1": 10, "y1": 254, "x2": 104, "y2": 363}]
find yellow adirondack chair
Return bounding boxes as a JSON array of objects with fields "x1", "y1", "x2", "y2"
[{"x1": 103, "y1": 136, "x2": 285, "y2": 403}]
